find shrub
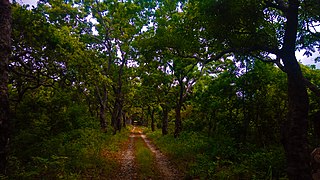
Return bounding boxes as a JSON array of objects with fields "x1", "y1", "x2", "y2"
[
  {"x1": 146, "y1": 129, "x2": 286, "y2": 179},
  {"x1": 8, "y1": 127, "x2": 130, "y2": 179}
]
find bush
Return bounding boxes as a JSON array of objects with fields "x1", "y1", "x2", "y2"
[
  {"x1": 146, "y1": 129, "x2": 286, "y2": 179},
  {"x1": 8, "y1": 127, "x2": 130, "y2": 179}
]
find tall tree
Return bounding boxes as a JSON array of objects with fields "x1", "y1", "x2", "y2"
[
  {"x1": 136, "y1": 0, "x2": 204, "y2": 137},
  {"x1": 191, "y1": 0, "x2": 320, "y2": 178},
  {"x1": 82, "y1": 0, "x2": 154, "y2": 134},
  {"x1": 10, "y1": 3, "x2": 90, "y2": 102},
  {"x1": 165, "y1": 56, "x2": 200, "y2": 138},
  {"x1": 0, "y1": 0, "x2": 11, "y2": 174}
]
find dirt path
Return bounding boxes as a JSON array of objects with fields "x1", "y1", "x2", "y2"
[
  {"x1": 112, "y1": 127, "x2": 183, "y2": 180},
  {"x1": 116, "y1": 131, "x2": 137, "y2": 180},
  {"x1": 140, "y1": 132, "x2": 183, "y2": 179}
]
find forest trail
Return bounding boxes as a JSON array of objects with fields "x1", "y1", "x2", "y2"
[{"x1": 110, "y1": 126, "x2": 183, "y2": 180}]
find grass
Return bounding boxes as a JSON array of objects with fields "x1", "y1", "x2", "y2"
[
  {"x1": 79, "y1": 127, "x2": 131, "y2": 179},
  {"x1": 7, "y1": 126, "x2": 131, "y2": 179},
  {"x1": 135, "y1": 138, "x2": 160, "y2": 179},
  {"x1": 146, "y1": 129, "x2": 287, "y2": 179}
]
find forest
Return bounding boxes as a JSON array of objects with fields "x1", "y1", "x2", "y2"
[{"x1": 1, "y1": 0, "x2": 320, "y2": 179}]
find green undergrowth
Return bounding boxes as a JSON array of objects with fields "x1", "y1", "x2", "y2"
[
  {"x1": 7, "y1": 125, "x2": 130, "y2": 179},
  {"x1": 146, "y1": 129, "x2": 287, "y2": 179},
  {"x1": 135, "y1": 138, "x2": 160, "y2": 179}
]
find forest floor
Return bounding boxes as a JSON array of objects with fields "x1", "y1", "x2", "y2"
[{"x1": 108, "y1": 126, "x2": 184, "y2": 180}]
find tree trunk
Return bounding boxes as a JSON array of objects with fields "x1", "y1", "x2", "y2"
[
  {"x1": 312, "y1": 112, "x2": 320, "y2": 143},
  {"x1": 151, "y1": 108, "x2": 155, "y2": 132},
  {"x1": 208, "y1": 111, "x2": 216, "y2": 137},
  {"x1": 281, "y1": 55, "x2": 311, "y2": 179},
  {"x1": 122, "y1": 111, "x2": 126, "y2": 128},
  {"x1": 279, "y1": 1, "x2": 311, "y2": 179},
  {"x1": 0, "y1": 0, "x2": 11, "y2": 175},
  {"x1": 283, "y1": 74, "x2": 310, "y2": 179},
  {"x1": 96, "y1": 85, "x2": 108, "y2": 131},
  {"x1": 241, "y1": 93, "x2": 249, "y2": 143},
  {"x1": 145, "y1": 107, "x2": 149, "y2": 126},
  {"x1": 141, "y1": 107, "x2": 144, "y2": 126},
  {"x1": 117, "y1": 116, "x2": 121, "y2": 132},
  {"x1": 112, "y1": 95, "x2": 123, "y2": 135},
  {"x1": 99, "y1": 104, "x2": 107, "y2": 131},
  {"x1": 174, "y1": 104, "x2": 182, "y2": 138},
  {"x1": 174, "y1": 82, "x2": 184, "y2": 138},
  {"x1": 87, "y1": 100, "x2": 95, "y2": 117},
  {"x1": 111, "y1": 104, "x2": 119, "y2": 135},
  {"x1": 161, "y1": 105, "x2": 168, "y2": 135},
  {"x1": 117, "y1": 109, "x2": 122, "y2": 132}
]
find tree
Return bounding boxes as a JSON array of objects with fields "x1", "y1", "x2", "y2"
[
  {"x1": 78, "y1": 0, "x2": 154, "y2": 134},
  {"x1": 166, "y1": 56, "x2": 200, "y2": 138},
  {"x1": 134, "y1": 66, "x2": 158, "y2": 130},
  {"x1": 235, "y1": 60, "x2": 288, "y2": 144},
  {"x1": 0, "y1": 0, "x2": 11, "y2": 174},
  {"x1": 190, "y1": 0, "x2": 319, "y2": 178},
  {"x1": 136, "y1": 0, "x2": 205, "y2": 137},
  {"x1": 10, "y1": 3, "x2": 90, "y2": 102},
  {"x1": 302, "y1": 65, "x2": 320, "y2": 145}
]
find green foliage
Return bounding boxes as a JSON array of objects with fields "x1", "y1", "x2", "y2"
[
  {"x1": 147, "y1": 129, "x2": 286, "y2": 179},
  {"x1": 7, "y1": 0, "x2": 320, "y2": 179},
  {"x1": 8, "y1": 127, "x2": 129, "y2": 179},
  {"x1": 189, "y1": 60, "x2": 287, "y2": 145},
  {"x1": 8, "y1": 83, "x2": 130, "y2": 178}
]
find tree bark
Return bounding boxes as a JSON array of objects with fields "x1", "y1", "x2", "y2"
[
  {"x1": 96, "y1": 85, "x2": 108, "y2": 131},
  {"x1": 281, "y1": 55, "x2": 311, "y2": 179},
  {"x1": 208, "y1": 111, "x2": 216, "y2": 137},
  {"x1": 111, "y1": 105, "x2": 117, "y2": 134},
  {"x1": 280, "y1": 1, "x2": 311, "y2": 179},
  {"x1": 111, "y1": 92, "x2": 123, "y2": 134},
  {"x1": 241, "y1": 88, "x2": 249, "y2": 143},
  {"x1": 141, "y1": 107, "x2": 144, "y2": 125},
  {"x1": 174, "y1": 104, "x2": 182, "y2": 138},
  {"x1": 122, "y1": 111, "x2": 126, "y2": 128},
  {"x1": 161, "y1": 105, "x2": 168, "y2": 135},
  {"x1": 174, "y1": 81, "x2": 184, "y2": 138},
  {"x1": 151, "y1": 108, "x2": 155, "y2": 132},
  {"x1": 99, "y1": 104, "x2": 107, "y2": 131},
  {"x1": 112, "y1": 56, "x2": 125, "y2": 134},
  {"x1": 0, "y1": 0, "x2": 11, "y2": 175}
]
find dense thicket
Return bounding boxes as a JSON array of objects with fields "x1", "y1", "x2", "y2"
[
  {"x1": 1, "y1": 0, "x2": 319, "y2": 179},
  {"x1": 0, "y1": 0, "x2": 11, "y2": 175}
]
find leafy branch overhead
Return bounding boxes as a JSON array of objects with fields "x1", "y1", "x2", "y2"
[{"x1": 1, "y1": 0, "x2": 320, "y2": 179}]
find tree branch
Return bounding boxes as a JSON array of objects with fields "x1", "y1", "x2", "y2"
[
  {"x1": 305, "y1": 28, "x2": 320, "y2": 39},
  {"x1": 274, "y1": 57, "x2": 287, "y2": 72},
  {"x1": 303, "y1": 77, "x2": 320, "y2": 98},
  {"x1": 250, "y1": 53, "x2": 287, "y2": 72}
]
